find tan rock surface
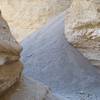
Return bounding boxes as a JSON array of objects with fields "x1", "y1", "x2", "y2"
[
  {"x1": 0, "y1": 12, "x2": 22, "y2": 65},
  {"x1": 0, "y1": 12, "x2": 23, "y2": 95},
  {"x1": 0, "y1": 0, "x2": 72, "y2": 41},
  {"x1": 0, "y1": 61, "x2": 22, "y2": 95},
  {"x1": 65, "y1": 0, "x2": 100, "y2": 67}
]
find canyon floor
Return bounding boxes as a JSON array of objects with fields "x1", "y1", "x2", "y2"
[{"x1": 21, "y1": 13, "x2": 100, "y2": 100}]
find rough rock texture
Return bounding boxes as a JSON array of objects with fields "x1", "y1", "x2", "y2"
[
  {"x1": 0, "y1": 61, "x2": 22, "y2": 95},
  {"x1": 0, "y1": 0, "x2": 99, "y2": 42},
  {"x1": 65, "y1": 0, "x2": 100, "y2": 67},
  {"x1": 0, "y1": 12, "x2": 22, "y2": 95},
  {"x1": 0, "y1": 0, "x2": 72, "y2": 41},
  {"x1": 0, "y1": 13, "x2": 22, "y2": 65},
  {"x1": 94, "y1": 0, "x2": 100, "y2": 16},
  {"x1": 0, "y1": 77, "x2": 60, "y2": 100},
  {"x1": 21, "y1": 13, "x2": 100, "y2": 100}
]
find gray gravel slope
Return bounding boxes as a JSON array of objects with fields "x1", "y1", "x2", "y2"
[{"x1": 21, "y1": 13, "x2": 100, "y2": 99}]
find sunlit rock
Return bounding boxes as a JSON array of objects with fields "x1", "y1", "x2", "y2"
[
  {"x1": 65, "y1": 0, "x2": 100, "y2": 67},
  {"x1": 0, "y1": 0, "x2": 72, "y2": 41}
]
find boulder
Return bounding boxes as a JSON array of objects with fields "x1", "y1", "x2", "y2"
[
  {"x1": 65, "y1": 0, "x2": 100, "y2": 67},
  {"x1": 0, "y1": 11, "x2": 23, "y2": 95}
]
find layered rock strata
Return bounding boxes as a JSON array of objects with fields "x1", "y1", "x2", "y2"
[{"x1": 65, "y1": 0, "x2": 100, "y2": 67}]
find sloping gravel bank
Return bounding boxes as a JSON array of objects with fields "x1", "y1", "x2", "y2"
[{"x1": 21, "y1": 13, "x2": 100, "y2": 100}]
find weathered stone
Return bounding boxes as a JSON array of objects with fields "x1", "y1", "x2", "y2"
[
  {"x1": 0, "y1": 12, "x2": 22, "y2": 65},
  {"x1": 0, "y1": 12, "x2": 23, "y2": 95},
  {"x1": 0, "y1": 61, "x2": 22, "y2": 95},
  {"x1": 65, "y1": 0, "x2": 100, "y2": 67},
  {"x1": 0, "y1": 0, "x2": 72, "y2": 41},
  {"x1": 0, "y1": 77, "x2": 59, "y2": 100}
]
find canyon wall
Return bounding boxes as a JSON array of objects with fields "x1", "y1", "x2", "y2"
[
  {"x1": 65, "y1": 0, "x2": 100, "y2": 67},
  {"x1": 0, "y1": 12, "x2": 22, "y2": 94},
  {"x1": 0, "y1": 0, "x2": 72, "y2": 41}
]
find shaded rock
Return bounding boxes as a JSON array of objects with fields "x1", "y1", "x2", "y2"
[
  {"x1": 0, "y1": 61, "x2": 22, "y2": 95},
  {"x1": 0, "y1": 12, "x2": 22, "y2": 65},
  {"x1": 65, "y1": 0, "x2": 100, "y2": 67},
  {"x1": 0, "y1": 76, "x2": 61, "y2": 100},
  {"x1": 21, "y1": 13, "x2": 100, "y2": 100},
  {"x1": 94, "y1": 0, "x2": 100, "y2": 17},
  {"x1": 0, "y1": 12, "x2": 23, "y2": 95}
]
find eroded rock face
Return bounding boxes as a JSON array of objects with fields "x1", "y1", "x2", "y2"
[
  {"x1": 0, "y1": 0, "x2": 72, "y2": 41},
  {"x1": 0, "y1": 61, "x2": 22, "y2": 95},
  {"x1": 65, "y1": 0, "x2": 100, "y2": 67},
  {"x1": 0, "y1": 12, "x2": 23, "y2": 95}
]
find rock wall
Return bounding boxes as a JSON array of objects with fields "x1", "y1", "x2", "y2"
[
  {"x1": 0, "y1": 12, "x2": 23, "y2": 95},
  {"x1": 0, "y1": 0, "x2": 72, "y2": 41},
  {"x1": 65, "y1": 0, "x2": 100, "y2": 67}
]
